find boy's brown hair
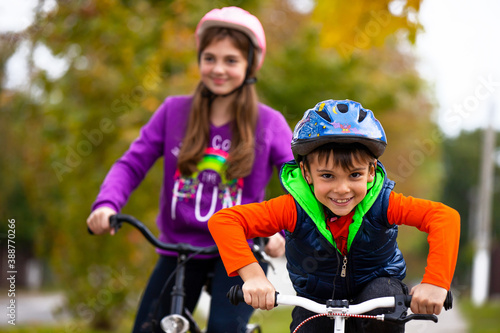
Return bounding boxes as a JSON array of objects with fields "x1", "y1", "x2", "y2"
[{"x1": 302, "y1": 143, "x2": 376, "y2": 173}]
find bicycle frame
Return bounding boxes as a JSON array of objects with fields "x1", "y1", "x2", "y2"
[
  {"x1": 160, "y1": 252, "x2": 194, "y2": 333},
  {"x1": 105, "y1": 214, "x2": 264, "y2": 333},
  {"x1": 227, "y1": 285, "x2": 453, "y2": 333},
  {"x1": 108, "y1": 214, "x2": 218, "y2": 333}
]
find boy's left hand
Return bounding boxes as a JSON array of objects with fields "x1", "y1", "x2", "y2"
[
  {"x1": 264, "y1": 233, "x2": 286, "y2": 258},
  {"x1": 409, "y1": 283, "x2": 448, "y2": 315}
]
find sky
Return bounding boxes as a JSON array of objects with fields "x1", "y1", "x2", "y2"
[
  {"x1": 1, "y1": 0, "x2": 500, "y2": 137},
  {"x1": 415, "y1": 0, "x2": 500, "y2": 137}
]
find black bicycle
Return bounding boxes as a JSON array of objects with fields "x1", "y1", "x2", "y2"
[{"x1": 106, "y1": 214, "x2": 262, "y2": 333}]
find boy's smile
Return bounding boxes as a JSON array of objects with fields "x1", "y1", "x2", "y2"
[{"x1": 302, "y1": 154, "x2": 376, "y2": 217}]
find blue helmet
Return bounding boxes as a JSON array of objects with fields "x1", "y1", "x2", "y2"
[{"x1": 291, "y1": 99, "x2": 387, "y2": 160}]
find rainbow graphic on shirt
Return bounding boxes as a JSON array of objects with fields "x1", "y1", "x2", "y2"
[
  {"x1": 171, "y1": 148, "x2": 244, "y2": 222},
  {"x1": 192, "y1": 148, "x2": 233, "y2": 184}
]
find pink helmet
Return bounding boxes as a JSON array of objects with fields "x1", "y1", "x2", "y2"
[{"x1": 195, "y1": 6, "x2": 266, "y2": 70}]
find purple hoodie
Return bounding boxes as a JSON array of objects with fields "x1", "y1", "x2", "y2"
[{"x1": 92, "y1": 95, "x2": 293, "y2": 257}]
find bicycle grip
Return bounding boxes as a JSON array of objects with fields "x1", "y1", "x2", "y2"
[
  {"x1": 227, "y1": 285, "x2": 245, "y2": 305},
  {"x1": 227, "y1": 285, "x2": 278, "y2": 307},
  {"x1": 404, "y1": 290, "x2": 453, "y2": 310},
  {"x1": 87, "y1": 215, "x2": 121, "y2": 235},
  {"x1": 109, "y1": 214, "x2": 121, "y2": 231}
]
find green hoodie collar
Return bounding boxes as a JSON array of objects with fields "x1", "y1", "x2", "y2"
[{"x1": 280, "y1": 161, "x2": 385, "y2": 253}]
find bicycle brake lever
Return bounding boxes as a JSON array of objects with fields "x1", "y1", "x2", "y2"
[
  {"x1": 383, "y1": 294, "x2": 409, "y2": 323},
  {"x1": 400, "y1": 313, "x2": 438, "y2": 323},
  {"x1": 253, "y1": 244, "x2": 275, "y2": 272},
  {"x1": 252, "y1": 243, "x2": 275, "y2": 273},
  {"x1": 384, "y1": 294, "x2": 438, "y2": 324}
]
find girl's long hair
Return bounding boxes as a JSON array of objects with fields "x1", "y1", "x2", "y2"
[{"x1": 177, "y1": 27, "x2": 258, "y2": 180}]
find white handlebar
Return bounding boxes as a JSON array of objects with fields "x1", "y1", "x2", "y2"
[
  {"x1": 227, "y1": 284, "x2": 450, "y2": 327},
  {"x1": 277, "y1": 294, "x2": 395, "y2": 315}
]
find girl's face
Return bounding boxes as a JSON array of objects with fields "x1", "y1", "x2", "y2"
[
  {"x1": 301, "y1": 153, "x2": 376, "y2": 216},
  {"x1": 199, "y1": 37, "x2": 247, "y2": 96}
]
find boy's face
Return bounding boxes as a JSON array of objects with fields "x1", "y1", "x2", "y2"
[{"x1": 301, "y1": 153, "x2": 376, "y2": 217}]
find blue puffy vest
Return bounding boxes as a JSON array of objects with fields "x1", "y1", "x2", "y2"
[{"x1": 281, "y1": 161, "x2": 406, "y2": 302}]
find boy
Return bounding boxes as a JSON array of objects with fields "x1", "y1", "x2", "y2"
[{"x1": 208, "y1": 99, "x2": 460, "y2": 332}]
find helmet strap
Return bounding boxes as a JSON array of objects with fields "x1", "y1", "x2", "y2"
[{"x1": 244, "y1": 41, "x2": 255, "y2": 80}]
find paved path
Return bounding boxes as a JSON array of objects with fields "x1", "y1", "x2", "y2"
[{"x1": 0, "y1": 291, "x2": 67, "y2": 326}]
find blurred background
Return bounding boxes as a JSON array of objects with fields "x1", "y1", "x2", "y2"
[{"x1": 0, "y1": 0, "x2": 499, "y2": 332}]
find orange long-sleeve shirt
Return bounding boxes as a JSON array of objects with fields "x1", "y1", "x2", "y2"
[{"x1": 208, "y1": 192, "x2": 460, "y2": 290}]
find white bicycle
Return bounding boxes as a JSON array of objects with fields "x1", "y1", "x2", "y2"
[{"x1": 227, "y1": 284, "x2": 453, "y2": 333}]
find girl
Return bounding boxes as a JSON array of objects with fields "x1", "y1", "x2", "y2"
[{"x1": 87, "y1": 7, "x2": 293, "y2": 333}]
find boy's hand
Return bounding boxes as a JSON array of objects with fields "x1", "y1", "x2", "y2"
[
  {"x1": 238, "y1": 262, "x2": 276, "y2": 310},
  {"x1": 264, "y1": 233, "x2": 286, "y2": 258},
  {"x1": 242, "y1": 276, "x2": 275, "y2": 310},
  {"x1": 86, "y1": 207, "x2": 117, "y2": 235},
  {"x1": 409, "y1": 283, "x2": 448, "y2": 315}
]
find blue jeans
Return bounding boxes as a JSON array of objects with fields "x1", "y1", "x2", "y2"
[
  {"x1": 133, "y1": 255, "x2": 266, "y2": 333},
  {"x1": 290, "y1": 277, "x2": 408, "y2": 333}
]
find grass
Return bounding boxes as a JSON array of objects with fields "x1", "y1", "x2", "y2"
[
  {"x1": 249, "y1": 307, "x2": 294, "y2": 332},
  {"x1": 460, "y1": 298, "x2": 500, "y2": 333}
]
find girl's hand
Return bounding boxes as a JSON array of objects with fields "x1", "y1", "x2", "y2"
[
  {"x1": 86, "y1": 207, "x2": 117, "y2": 235},
  {"x1": 238, "y1": 262, "x2": 276, "y2": 310},
  {"x1": 264, "y1": 233, "x2": 286, "y2": 258},
  {"x1": 409, "y1": 283, "x2": 448, "y2": 315}
]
